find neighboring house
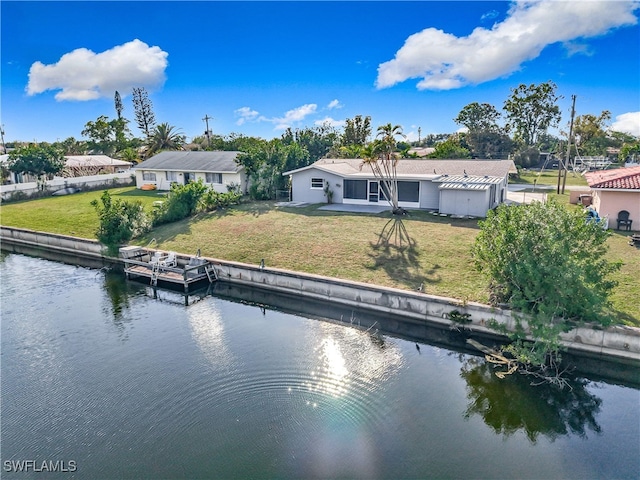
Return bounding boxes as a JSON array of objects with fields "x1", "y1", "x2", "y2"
[
  {"x1": 1, "y1": 154, "x2": 130, "y2": 183},
  {"x1": 62, "y1": 155, "x2": 132, "y2": 177},
  {"x1": 0, "y1": 154, "x2": 38, "y2": 184},
  {"x1": 284, "y1": 158, "x2": 516, "y2": 217},
  {"x1": 133, "y1": 151, "x2": 247, "y2": 192},
  {"x1": 585, "y1": 165, "x2": 640, "y2": 231}
]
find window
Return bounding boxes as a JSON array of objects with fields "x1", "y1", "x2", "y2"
[
  {"x1": 311, "y1": 177, "x2": 324, "y2": 189},
  {"x1": 397, "y1": 181, "x2": 419, "y2": 203},
  {"x1": 343, "y1": 180, "x2": 367, "y2": 200},
  {"x1": 206, "y1": 173, "x2": 223, "y2": 184},
  {"x1": 142, "y1": 171, "x2": 156, "y2": 181},
  {"x1": 166, "y1": 171, "x2": 178, "y2": 182}
]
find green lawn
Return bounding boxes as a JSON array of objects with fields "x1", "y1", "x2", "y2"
[
  {"x1": 515, "y1": 170, "x2": 589, "y2": 188},
  {"x1": 1, "y1": 186, "x2": 638, "y2": 325}
]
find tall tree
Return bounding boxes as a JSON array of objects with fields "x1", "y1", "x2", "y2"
[
  {"x1": 281, "y1": 122, "x2": 338, "y2": 162},
  {"x1": 82, "y1": 115, "x2": 117, "y2": 155},
  {"x1": 455, "y1": 102, "x2": 511, "y2": 158},
  {"x1": 132, "y1": 87, "x2": 156, "y2": 138},
  {"x1": 342, "y1": 115, "x2": 372, "y2": 147},
  {"x1": 503, "y1": 82, "x2": 561, "y2": 147},
  {"x1": 114, "y1": 91, "x2": 124, "y2": 120},
  {"x1": 572, "y1": 110, "x2": 612, "y2": 156},
  {"x1": 361, "y1": 124, "x2": 405, "y2": 214},
  {"x1": 455, "y1": 102, "x2": 501, "y2": 133},
  {"x1": 145, "y1": 123, "x2": 185, "y2": 157}
]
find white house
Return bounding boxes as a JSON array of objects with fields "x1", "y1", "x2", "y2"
[
  {"x1": 133, "y1": 151, "x2": 247, "y2": 192},
  {"x1": 283, "y1": 158, "x2": 516, "y2": 217}
]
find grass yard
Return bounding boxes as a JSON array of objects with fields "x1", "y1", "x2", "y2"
[
  {"x1": 515, "y1": 170, "x2": 589, "y2": 188},
  {"x1": 1, "y1": 186, "x2": 638, "y2": 325}
]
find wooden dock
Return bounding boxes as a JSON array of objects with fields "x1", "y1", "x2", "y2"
[{"x1": 120, "y1": 246, "x2": 217, "y2": 292}]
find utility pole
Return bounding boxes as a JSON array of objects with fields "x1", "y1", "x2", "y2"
[
  {"x1": 557, "y1": 95, "x2": 576, "y2": 195},
  {"x1": 202, "y1": 115, "x2": 213, "y2": 147},
  {"x1": 418, "y1": 127, "x2": 421, "y2": 145}
]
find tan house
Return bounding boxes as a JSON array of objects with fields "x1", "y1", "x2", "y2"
[
  {"x1": 133, "y1": 151, "x2": 247, "y2": 192},
  {"x1": 585, "y1": 165, "x2": 640, "y2": 231}
]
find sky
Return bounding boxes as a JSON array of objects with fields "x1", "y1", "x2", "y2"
[{"x1": 2, "y1": 0, "x2": 640, "y2": 144}]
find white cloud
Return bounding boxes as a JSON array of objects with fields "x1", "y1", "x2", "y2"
[
  {"x1": 327, "y1": 99, "x2": 342, "y2": 110},
  {"x1": 234, "y1": 106, "x2": 260, "y2": 125},
  {"x1": 27, "y1": 39, "x2": 168, "y2": 101},
  {"x1": 376, "y1": 0, "x2": 639, "y2": 91},
  {"x1": 611, "y1": 111, "x2": 640, "y2": 137},
  {"x1": 273, "y1": 104, "x2": 317, "y2": 130},
  {"x1": 315, "y1": 116, "x2": 345, "y2": 128}
]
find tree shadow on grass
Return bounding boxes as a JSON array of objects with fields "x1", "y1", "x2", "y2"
[{"x1": 367, "y1": 216, "x2": 441, "y2": 290}]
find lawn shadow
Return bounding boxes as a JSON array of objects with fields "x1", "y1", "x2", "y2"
[
  {"x1": 367, "y1": 217, "x2": 441, "y2": 289},
  {"x1": 278, "y1": 202, "x2": 482, "y2": 230}
]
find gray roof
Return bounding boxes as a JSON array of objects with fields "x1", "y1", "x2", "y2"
[
  {"x1": 134, "y1": 151, "x2": 244, "y2": 173},
  {"x1": 284, "y1": 158, "x2": 516, "y2": 178}
]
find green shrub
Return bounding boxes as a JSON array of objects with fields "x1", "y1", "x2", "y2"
[
  {"x1": 91, "y1": 191, "x2": 150, "y2": 255},
  {"x1": 152, "y1": 180, "x2": 208, "y2": 225},
  {"x1": 473, "y1": 200, "x2": 620, "y2": 368}
]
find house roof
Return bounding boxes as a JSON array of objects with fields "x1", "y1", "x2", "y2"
[
  {"x1": 65, "y1": 155, "x2": 131, "y2": 167},
  {"x1": 284, "y1": 158, "x2": 516, "y2": 178},
  {"x1": 134, "y1": 151, "x2": 244, "y2": 173},
  {"x1": 584, "y1": 165, "x2": 640, "y2": 190}
]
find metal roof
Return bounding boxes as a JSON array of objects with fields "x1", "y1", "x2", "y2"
[{"x1": 134, "y1": 151, "x2": 244, "y2": 173}]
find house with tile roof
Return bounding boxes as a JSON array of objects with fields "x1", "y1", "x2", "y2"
[
  {"x1": 133, "y1": 151, "x2": 247, "y2": 192},
  {"x1": 585, "y1": 165, "x2": 640, "y2": 231},
  {"x1": 283, "y1": 158, "x2": 516, "y2": 217}
]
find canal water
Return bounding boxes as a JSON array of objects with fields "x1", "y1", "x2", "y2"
[{"x1": 1, "y1": 252, "x2": 638, "y2": 479}]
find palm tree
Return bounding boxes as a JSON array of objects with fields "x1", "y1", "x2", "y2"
[
  {"x1": 360, "y1": 124, "x2": 406, "y2": 214},
  {"x1": 145, "y1": 123, "x2": 185, "y2": 157}
]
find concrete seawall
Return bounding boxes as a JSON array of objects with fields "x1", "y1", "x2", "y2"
[{"x1": 2, "y1": 225, "x2": 639, "y2": 367}]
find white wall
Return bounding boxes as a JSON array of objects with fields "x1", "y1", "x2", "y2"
[
  {"x1": 1, "y1": 172, "x2": 134, "y2": 201},
  {"x1": 135, "y1": 170, "x2": 246, "y2": 193},
  {"x1": 291, "y1": 169, "x2": 344, "y2": 204},
  {"x1": 419, "y1": 181, "x2": 440, "y2": 209},
  {"x1": 440, "y1": 189, "x2": 490, "y2": 217}
]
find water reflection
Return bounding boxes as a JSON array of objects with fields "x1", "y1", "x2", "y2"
[
  {"x1": 102, "y1": 270, "x2": 134, "y2": 322},
  {"x1": 460, "y1": 357, "x2": 603, "y2": 442},
  {"x1": 307, "y1": 324, "x2": 403, "y2": 400},
  {"x1": 187, "y1": 300, "x2": 234, "y2": 369}
]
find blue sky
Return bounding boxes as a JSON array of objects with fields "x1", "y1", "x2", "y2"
[{"x1": 2, "y1": 1, "x2": 639, "y2": 144}]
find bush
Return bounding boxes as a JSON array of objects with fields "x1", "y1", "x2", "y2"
[
  {"x1": 472, "y1": 200, "x2": 620, "y2": 367},
  {"x1": 201, "y1": 189, "x2": 241, "y2": 211},
  {"x1": 91, "y1": 191, "x2": 150, "y2": 255},
  {"x1": 152, "y1": 180, "x2": 208, "y2": 225}
]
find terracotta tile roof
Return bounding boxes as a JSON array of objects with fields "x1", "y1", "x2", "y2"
[{"x1": 585, "y1": 165, "x2": 640, "y2": 190}]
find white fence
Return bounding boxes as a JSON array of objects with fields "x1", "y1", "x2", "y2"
[{"x1": 1, "y1": 172, "x2": 134, "y2": 201}]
